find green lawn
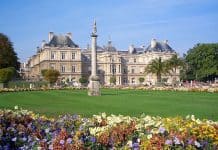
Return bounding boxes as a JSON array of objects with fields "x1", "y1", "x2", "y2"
[{"x1": 0, "y1": 89, "x2": 217, "y2": 120}]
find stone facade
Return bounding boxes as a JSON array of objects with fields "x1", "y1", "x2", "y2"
[{"x1": 22, "y1": 33, "x2": 179, "y2": 86}]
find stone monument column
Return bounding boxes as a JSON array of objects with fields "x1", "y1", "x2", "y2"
[{"x1": 88, "y1": 20, "x2": 101, "y2": 96}]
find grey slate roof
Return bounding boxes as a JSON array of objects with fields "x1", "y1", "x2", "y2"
[
  {"x1": 46, "y1": 35, "x2": 79, "y2": 48},
  {"x1": 103, "y1": 41, "x2": 117, "y2": 52},
  {"x1": 145, "y1": 42, "x2": 174, "y2": 52}
]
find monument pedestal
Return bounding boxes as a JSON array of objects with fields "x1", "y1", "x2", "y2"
[{"x1": 88, "y1": 79, "x2": 101, "y2": 96}]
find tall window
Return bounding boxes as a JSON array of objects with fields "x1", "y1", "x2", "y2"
[
  {"x1": 118, "y1": 65, "x2": 121, "y2": 73},
  {"x1": 61, "y1": 52, "x2": 65, "y2": 60},
  {"x1": 132, "y1": 78, "x2": 135, "y2": 84},
  {"x1": 123, "y1": 78, "x2": 127, "y2": 84},
  {"x1": 51, "y1": 52, "x2": 55, "y2": 60},
  {"x1": 123, "y1": 68, "x2": 127, "y2": 74},
  {"x1": 131, "y1": 68, "x2": 135, "y2": 74},
  {"x1": 134, "y1": 58, "x2": 136, "y2": 63},
  {"x1": 72, "y1": 65, "x2": 76, "y2": 73},
  {"x1": 61, "y1": 65, "x2": 65, "y2": 72},
  {"x1": 72, "y1": 53, "x2": 75, "y2": 60},
  {"x1": 112, "y1": 65, "x2": 116, "y2": 74}
]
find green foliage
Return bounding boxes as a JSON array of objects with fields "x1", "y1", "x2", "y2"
[
  {"x1": 79, "y1": 77, "x2": 88, "y2": 84},
  {"x1": 145, "y1": 57, "x2": 169, "y2": 83},
  {"x1": 166, "y1": 54, "x2": 184, "y2": 74},
  {"x1": 8, "y1": 81, "x2": 47, "y2": 88},
  {"x1": 0, "y1": 33, "x2": 20, "y2": 69},
  {"x1": 42, "y1": 69, "x2": 60, "y2": 84},
  {"x1": 185, "y1": 43, "x2": 218, "y2": 81},
  {"x1": 110, "y1": 76, "x2": 116, "y2": 84},
  {"x1": 138, "y1": 77, "x2": 145, "y2": 83},
  {"x1": 41, "y1": 69, "x2": 49, "y2": 77},
  {"x1": 0, "y1": 67, "x2": 15, "y2": 83},
  {"x1": 166, "y1": 54, "x2": 184, "y2": 85}
]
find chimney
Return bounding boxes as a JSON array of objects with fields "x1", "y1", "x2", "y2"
[
  {"x1": 151, "y1": 38, "x2": 157, "y2": 48},
  {"x1": 48, "y1": 32, "x2": 54, "y2": 42},
  {"x1": 128, "y1": 44, "x2": 134, "y2": 54},
  {"x1": 66, "y1": 32, "x2": 72, "y2": 39},
  {"x1": 41, "y1": 40, "x2": 46, "y2": 48},
  {"x1": 164, "y1": 40, "x2": 168, "y2": 44}
]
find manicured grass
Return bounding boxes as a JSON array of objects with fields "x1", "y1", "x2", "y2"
[{"x1": 0, "y1": 89, "x2": 217, "y2": 120}]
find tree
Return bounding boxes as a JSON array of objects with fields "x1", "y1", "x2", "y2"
[
  {"x1": 41, "y1": 69, "x2": 49, "y2": 77},
  {"x1": 166, "y1": 54, "x2": 184, "y2": 85},
  {"x1": 41, "y1": 69, "x2": 60, "y2": 87},
  {"x1": 145, "y1": 57, "x2": 168, "y2": 84},
  {"x1": 110, "y1": 76, "x2": 116, "y2": 85},
  {"x1": 139, "y1": 77, "x2": 145, "y2": 84},
  {"x1": 185, "y1": 43, "x2": 218, "y2": 81},
  {"x1": 0, "y1": 33, "x2": 20, "y2": 70},
  {"x1": 0, "y1": 67, "x2": 15, "y2": 88}
]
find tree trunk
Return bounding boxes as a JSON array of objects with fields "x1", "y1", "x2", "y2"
[{"x1": 157, "y1": 74, "x2": 161, "y2": 83}]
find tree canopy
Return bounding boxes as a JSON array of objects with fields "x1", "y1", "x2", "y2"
[
  {"x1": 145, "y1": 57, "x2": 169, "y2": 83},
  {"x1": 0, "y1": 33, "x2": 20, "y2": 70},
  {"x1": 0, "y1": 67, "x2": 15, "y2": 83},
  {"x1": 185, "y1": 43, "x2": 218, "y2": 81},
  {"x1": 41, "y1": 69, "x2": 60, "y2": 85}
]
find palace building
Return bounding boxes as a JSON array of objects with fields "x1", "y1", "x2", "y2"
[{"x1": 22, "y1": 32, "x2": 179, "y2": 86}]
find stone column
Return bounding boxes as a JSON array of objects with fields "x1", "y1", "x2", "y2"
[
  {"x1": 91, "y1": 33, "x2": 97, "y2": 77},
  {"x1": 88, "y1": 20, "x2": 101, "y2": 96}
]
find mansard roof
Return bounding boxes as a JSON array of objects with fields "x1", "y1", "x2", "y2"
[
  {"x1": 145, "y1": 41, "x2": 174, "y2": 52},
  {"x1": 46, "y1": 35, "x2": 79, "y2": 48}
]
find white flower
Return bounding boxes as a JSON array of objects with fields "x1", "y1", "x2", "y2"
[
  {"x1": 191, "y1": 115, "x2": 195, "y2": 121},
  {"x1": 101, "y1": 112, "x2": 106, "y2": 118},
  {"x1": 45, "y1": 128, "x2": 50, "y2": 133},
  {"x1": 12, "y1": 137, "x2": 17, "y2": 141},
  {"x1": 14, "y1": 106, "x2": 18, "y2": 110},
  {"x1": 194, "y1": 141, "x2": 201, "y2": 148},
  {"x1": 147, "y1": 134, "x2": 152, "y2": 139},
  {"x1": 137, "y1": 138, "x2": 140, "y2": 143},
  {"x1": 127, "y1": 140, "x2": 132, "y2": 147},
  {"x1": 174, "y1": 137, "x2": 180, "y2": 145}
]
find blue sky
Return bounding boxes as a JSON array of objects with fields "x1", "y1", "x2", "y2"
[{"x1": 1, "y1": 0, "x2": 218, "y2": 62}]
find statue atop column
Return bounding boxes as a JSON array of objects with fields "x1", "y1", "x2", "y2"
[{"x1": 88, "y1": 20, "x2": 101, "y2": 96}]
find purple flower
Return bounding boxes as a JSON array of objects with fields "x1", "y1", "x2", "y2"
[
  {"x1": 67, "y1": 138, "x2": 72, "y2": 144},
  {"x1": 158, "y1": 126, "x2": 166, "y2": 134},
  {"x1": 132, "y1": 142, "x2": 140, "y2": 150},
  {"x1": 165, "y1": 139, "x2": 172, "y2": 145},
  {"x1": 188, "y1": 138, "x2": 193, "y2": 145},
  {"x1": 90, "y1": 136, "x2": 96, "y2": 143},
  {"x1": 60, "y1": 139, "x2": 65, "y2": 145}
]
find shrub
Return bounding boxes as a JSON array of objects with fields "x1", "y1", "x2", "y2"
[
  {"x1": 79, "y1": 77, "x2": 88, "y2": 84},
  {"x1": 139, "y1": 77, "x2": 145, "y2": 84},
  {"x1": 41, "y1": 69, "x2": 60, "y2": 86},
  {"x1": 0, "y1": 67, "x2": 15, "y2": 85},
  {"x1": 110, "y1": 76, "x2": 116, "y2": 85}
]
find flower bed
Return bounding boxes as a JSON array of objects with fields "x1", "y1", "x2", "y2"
[
  {"x1": 0, "y1": 107, "x2": 217, "y2": 149},
  {"x1": 0, "y1": 87, "x2": 86, "y2": 93}
]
